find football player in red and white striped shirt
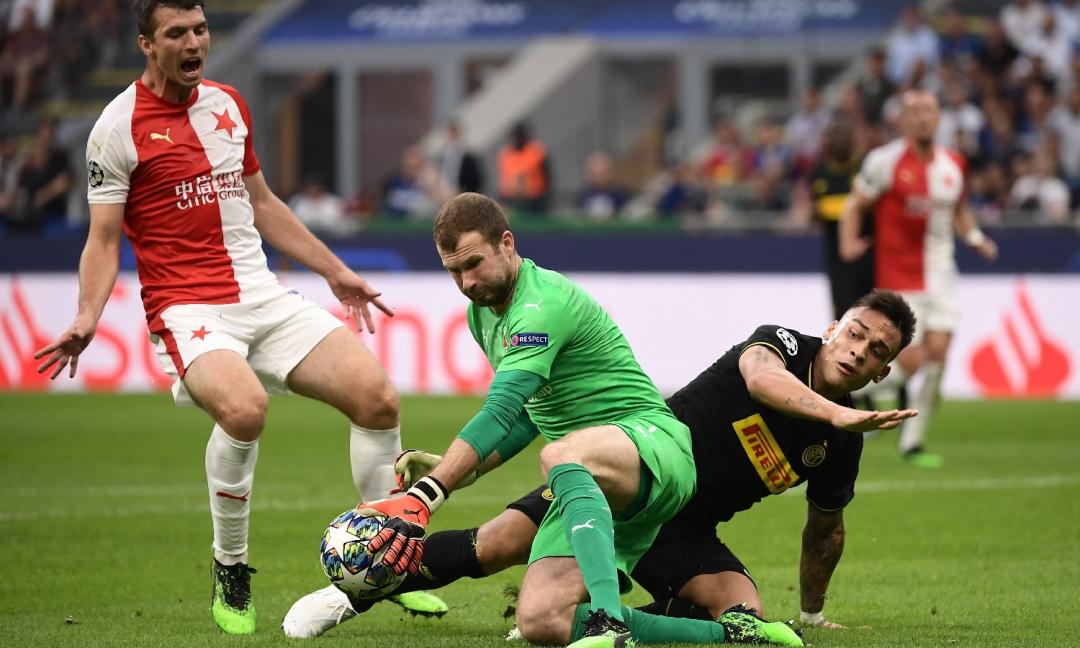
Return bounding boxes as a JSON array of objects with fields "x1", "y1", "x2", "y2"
[
  {"x1": 839, "y1": 90, "x2": 997, "y2": 467},
  {"x1": 32, "y1": 0, "x2": 436, "y2": 633}
]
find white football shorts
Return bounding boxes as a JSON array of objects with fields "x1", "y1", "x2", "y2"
[{"x1": 151, "y1": 289, "x2": 345, "y2": 406}]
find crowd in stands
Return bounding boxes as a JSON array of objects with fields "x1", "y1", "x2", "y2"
[
  {"x1": 0, "y1": 0, "x2": 125, "y2": 233},
  {"x1": 6, "y1": 1, "x2": 1080, "y2": 234}
]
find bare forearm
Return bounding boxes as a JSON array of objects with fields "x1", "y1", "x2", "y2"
[
  {"x1": 254, "y1": 195, "x2": 346, "y2": 278},
  {"x1": 953, "y1": 203, "x2": 979, "y2": 237},
  {"x1": 430, "y1": 439, "x2": 484, "y2": 491},
  {"x1": 745, "y1": 368, "x2": 841, "y2": 428},
  {"x1": 76, "y1": 237, "x2": 120, "y2": 323},
  {"x1": 800, "y1": 524, "x2": 845, "y2": 612}
]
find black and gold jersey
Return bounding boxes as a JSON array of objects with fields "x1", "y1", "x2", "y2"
[{"x1": 665, "y1": 325, "x2": 862, "y2": 529}]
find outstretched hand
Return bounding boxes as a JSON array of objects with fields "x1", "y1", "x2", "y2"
[
  {"x1": 33, "y1": 316, "x2": 96, "y2": 380},
  {"x1": 831, "y1": 407, "x2": 918, "y2": 433},
  {"x1": 327, "y1": 270, "x2": 393, "y2": 334}
]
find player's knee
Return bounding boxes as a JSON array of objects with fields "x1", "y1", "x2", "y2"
[
  {"x1": 515, "y1": 602, "x2": 570, "y2": 645},
  {"x1": 350, "y1": 380, "x2": 399, "y2": 429},
  {"x1": 539, "y1": 439, "x2": 578, "y2": 474},
  {"x1": 216, "y1": 394, "x2": 268, "y2": 440},
  {"x1": 475, "y1": 522, "x2": 530, "y2": 572}
]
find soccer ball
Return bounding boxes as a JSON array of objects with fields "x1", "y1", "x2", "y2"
[{"x1": 319, "y1": 508, "x2": 406, "y2": 600}]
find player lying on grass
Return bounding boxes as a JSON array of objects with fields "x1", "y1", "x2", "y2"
[
  {"x1": 285, "y1": 289, "x2": 919, "y2": 641},
  {"x1": 289, "y1": 192, "x2": 809, "y2": 647}
]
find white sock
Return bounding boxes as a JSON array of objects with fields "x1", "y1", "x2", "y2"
[
  {"x1": 350, "y1": 424, "x2": 402, "y2": 502},
  {"x1": 855, "y1": 363, "x2": 908, "y2": 403},
  {"x1": 206, "y1": 424, "x2": 259, "y2": 565},
  {"x1": 899, "y1": 362, "x2": 943, "y2": 453}
]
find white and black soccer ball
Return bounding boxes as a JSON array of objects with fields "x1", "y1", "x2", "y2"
[{"x1": 319, "y1": 508, "x2": 406, "y2": 599}]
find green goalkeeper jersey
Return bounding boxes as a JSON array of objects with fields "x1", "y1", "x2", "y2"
[{"x1": 466, "y1": 258, "x2": 675, "y2": 439}]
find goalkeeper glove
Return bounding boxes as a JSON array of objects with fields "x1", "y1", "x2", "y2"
[
  {"x1": 363, "y1": 476, "x2": 449, "y2": 575},
  {"x1": 393, "y1": 449, "x2": 478, "y2": 492}
]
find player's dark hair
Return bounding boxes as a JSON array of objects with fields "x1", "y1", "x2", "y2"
[
  {"x1": 133, "y1": 0, "x2": 205, "y2": 39},
  {"x1": 851, "y1": 290, "x2": 917, "y2": 351},
  {"x1": 434, "y1": 192, "x2": 510, "y2": 252}
]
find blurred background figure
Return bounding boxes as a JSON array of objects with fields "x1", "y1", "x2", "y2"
[
  {"x1": 497, "y1": 122, "x2": 549, "y2": 215},
  {"x1": 436, "y1": 121, "x2": 484, "y2": 195},
  {"x1": 9, "y1": 117, "x2": 70, "y2": 233},
  {"x1": 576, "y1": 151, "x2": 628, "y2": 221},
  {"x1": 288, "y1": 173, "x2": 350, "y2": 235},
  {"x1": 382, "y1": 145, "x2": 452, "y2": 220},
  {"x1": 1006, "y1": 151, "x2": 1071, "y2": 223},
  {"x1": 885, "y1": 5, "x2": 939, "y2": 85},
  {"x1": 0, "y1": 5, "x2": 50, "y2": 113},
  {"x1": 810, "y1": 117, "x2": 871, "y2": 321}
]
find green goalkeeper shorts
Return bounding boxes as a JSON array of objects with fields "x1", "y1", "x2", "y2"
[{"x1": 527, "y1": 412, "x2": 697, "y2": 593}]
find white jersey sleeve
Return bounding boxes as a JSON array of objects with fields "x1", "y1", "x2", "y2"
[
  {"x1": 86, "y1": 86, "x2": 138, "y2": 204},
  {"x1": 853, "y1": 145, "x2": 895, "y2": 201}
]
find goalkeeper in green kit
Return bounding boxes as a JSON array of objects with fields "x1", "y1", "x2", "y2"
[{"x1": 360, "y1": 193, "x2": 802, "y2": 648}]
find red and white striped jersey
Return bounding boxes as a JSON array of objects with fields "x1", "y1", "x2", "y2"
[
  {"x1": 86, "y1": 79, "x2": 285, "y2": 335},
  {"x1": 853, "y1": 138, "x2": 966, "y2": 292}
]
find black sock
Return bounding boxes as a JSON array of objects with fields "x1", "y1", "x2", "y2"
[
  {"x1": 397, "y1": 528, "x2": 484, "y2": 593},
  {"x1": 636, "y1": 597, "x2": 714, "y2": 621}
]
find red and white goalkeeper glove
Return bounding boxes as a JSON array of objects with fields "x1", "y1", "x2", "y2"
[{"x1": 362, "y1": 475, "x2": 449, "y2": 575}]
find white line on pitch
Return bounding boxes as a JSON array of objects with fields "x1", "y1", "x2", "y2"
[{"x1": 1, "y1": 474, "x2": 1077, "y2": 522}]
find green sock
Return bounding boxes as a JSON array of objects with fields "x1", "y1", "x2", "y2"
[
  {"x1": 571, "y1": 603, "x2": 726, "y2": 643},
  {"x1": 548, "y1": 463, "x2": 622, "y2": 621}
]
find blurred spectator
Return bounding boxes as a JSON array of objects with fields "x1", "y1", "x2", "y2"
[
  {"x1": 968, "y1": 164, "x2": 1009, "y2": 222},
  {"x1": 1017, "y1": 82, "x2": 1055, "y2": 152},
  {"x1": 0, "y1": 131, "x2": 22, "y2": 225},
  {"x1": 288, "y1": 172, "x2": 349, "y2": 235},
  {"x1": 576, "y1": 151, "x2": 628, "y2": 221},
  {"x1": 1001, "y1": 0, "x2": 1050, "y2": 56},
  {"x1": 885, "y1": 5, "x2": 940, "y2": 85},
  {"x1": 939, "y1": 7, "x2": 982, "y2": 69},
  {"x1": 657, "y1": 162, "x2": 707, "y2": 218},
  {"x1": 981, "y1": 98, "x2": 1022, "y2": 167},
  {"x1": 437, "y1": 120, "x2": 484, "y2": 195},
  {"x1": 1024, "y1": 13, "x2": 1073, "y2": 80},
  {"x1": 1054, "y1": 0, "x2": 1080, "y2": 41},
  {"x1": 784, "y1": 87, "x2": 831, "y2": 173},
  {"x1": 856, "y1": 47, "x2": 896, "y2": 125},
  {"x1": 382, "y1": 145, "x2": 451, "y2": 219},
  {"x1": 9, "y1": 118, "x2": 70, "y2": 231},
  {"x1": 6, "y1": 0, "x2": 53, "y2": 29},
  {"x1": 0, "y1": 5, "x2": 51, "y2": 112},
  {"x1": 1006, "y1": 151, "x2": 1071, "y2": 222},
  {"x1": 977, "y1": 21, "x2": 1021, "y2": 77},
  {"x1": 1048, "y1": 86, "x2": 1080, "y2": 195},
  {"x1": 751, "y1": 118, "x2": 792, "y2": 177},
  {"x1": 497, "y1": 122, "x2": 550, "y2": 214},
  {"x1": 700, "y1": 118, "x2": 754, "y2": 186},
  {"x1": 936, "y1": 82, "x2": 985, "y2": 159}
]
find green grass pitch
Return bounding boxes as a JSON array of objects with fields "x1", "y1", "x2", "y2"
[{"x1": 1, "y1": 394, "x2": 1078, "y2": 647}]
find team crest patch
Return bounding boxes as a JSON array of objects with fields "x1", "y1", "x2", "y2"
[
  {"x1": 802, "y1": 445, "x2": 826, "y2": 467},
  {"x1": 509, "y1": 332, "x2": 548, "y2": 347},
  {"x1": 541, "y1": 488, "x2": 555, "y2": 501},
  {"x1": 87, "y1": 160, "x2": 104, "y2": 188},
  {"x1": 776, "y1": 328, "x2": 798, "y2": 355}
]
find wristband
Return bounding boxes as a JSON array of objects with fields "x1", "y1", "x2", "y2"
[
  {"x1": 964, "y1": 228, "x2": 987, "y2": 247},
  {"x1": 407, "y1": 475, "x2": 449, "y2": 514},
  {"x1": 800, "y1": 610, "x2": 825, "y2": 626}
]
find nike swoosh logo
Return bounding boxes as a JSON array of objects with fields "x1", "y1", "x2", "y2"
[
  {"x1": 571, "y1": 519, "x2": 596, "y2": 533},
  {"x1": 215, "y1": 490, "x2": 249, "y2": 502}
]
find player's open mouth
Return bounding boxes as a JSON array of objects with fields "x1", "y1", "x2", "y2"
[
  {"x1": 838, "y1": 361, "x2": 855, "y2": 375},
  {"x1": 180, "y1": 57, "x2": 202, "y2": 78}
]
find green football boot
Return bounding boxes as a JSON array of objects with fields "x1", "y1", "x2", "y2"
[
  {"x1": 902, "y1": 448, "x2": 944, "y2": 469},
  {"x1": 718, "y1": 604, "x2": 803, "y2": 646},
  {"x1": 567, "y1": 609, "x2": 636, "y2": 648},
  {"x1": 389, "y1": 591, "x2": 449, "y2": 617},
  {"x1": 211, "y1": 559, "x2": 256, "y2": 634}
]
